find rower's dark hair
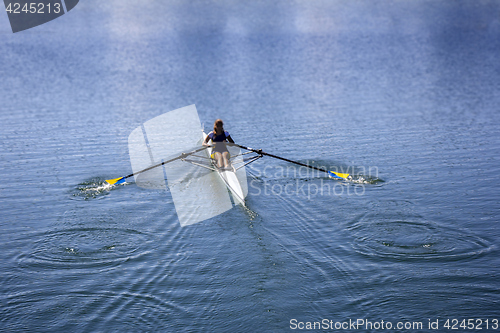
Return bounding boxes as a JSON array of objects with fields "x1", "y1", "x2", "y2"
[{"x1": 213, "y1": 119, "x2": 224, "y2": 135}]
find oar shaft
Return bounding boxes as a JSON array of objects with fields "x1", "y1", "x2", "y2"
[
  {"x1": 123, "y1": 146, "x2": 208, "y2": 180},
  {"x1": 233, "y1": 144, "x2": 329, "y2": 174}
]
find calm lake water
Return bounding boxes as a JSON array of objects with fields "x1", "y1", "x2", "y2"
[{"x1": 1, "y1": 1, "x2": 499, "y2": 332}]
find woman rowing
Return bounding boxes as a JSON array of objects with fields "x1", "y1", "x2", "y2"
[{"x1": 203, "y1": 119, "x2": 235, "y2": 170}]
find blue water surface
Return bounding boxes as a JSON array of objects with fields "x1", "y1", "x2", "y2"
[{"x1": 1, "y1": 1, "x2": 499, "y2": 332}]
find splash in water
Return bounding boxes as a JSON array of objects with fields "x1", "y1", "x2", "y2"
[{"x1": 71, "y1": 177, "x2": 125, "y2": 200}]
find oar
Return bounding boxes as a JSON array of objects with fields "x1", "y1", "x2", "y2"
[
  {"x1": 106, "y1": 146, "x2": 209, "y2": 185},
  {"x1": 232, "y1": 144, "x2": 350, "y2": 179}
]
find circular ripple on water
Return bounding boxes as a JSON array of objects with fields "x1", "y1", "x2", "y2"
[
  {"x1": 22, "y1": 227, "x2": 150, "y2": 271},
  {"x1": 347, "y1": 215, "x2": 493, "y2": 261}
]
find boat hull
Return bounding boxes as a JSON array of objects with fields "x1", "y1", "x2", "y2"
[{"x1": 203, "y1": 132, "x2": 245, "y2": 206}]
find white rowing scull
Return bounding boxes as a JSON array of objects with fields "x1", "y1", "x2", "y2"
[{"x1": 201, "y1": 131, "x2": 246, "y2": 206}]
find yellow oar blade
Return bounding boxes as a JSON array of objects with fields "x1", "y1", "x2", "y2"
[
  {"x1": 328, "y1": 171, "x2": 350, "y2": 179},
  {"x1": 105, "y1": 177, "x2": 125, "y2": 185}
]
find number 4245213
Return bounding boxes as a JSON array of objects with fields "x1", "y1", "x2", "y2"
[
  {"x1": 5, "y1": 3, "x2": 61, "y2": 14},
  {"x1": 444, "y1": 319, "x2": 499, "y2": 330}
]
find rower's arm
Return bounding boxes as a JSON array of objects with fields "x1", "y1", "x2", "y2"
[
  {"x1": 203, "y1": 134, "x2": 211, "y2": 146},
  {"x1": 226, "y1": 135, "x2": 235, "y2": 144}
]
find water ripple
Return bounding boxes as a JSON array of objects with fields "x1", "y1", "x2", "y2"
[
  {"x1": 347, "y1": 213, "x2": 494, "y2": 261},
  {"x1": 20, "y1": 227, "x2": 150, "y2": 271}
]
